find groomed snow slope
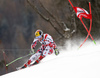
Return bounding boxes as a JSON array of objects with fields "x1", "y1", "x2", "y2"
[{"x1": 1, "y1": 41, "x2": 100, "y2": 78}]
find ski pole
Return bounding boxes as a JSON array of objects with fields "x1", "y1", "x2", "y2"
[{"x1": 6, "y1": 53, "x2": 34, "y2": 67}]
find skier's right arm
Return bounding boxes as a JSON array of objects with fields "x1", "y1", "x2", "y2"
[{"x1": 31, "y1": 38, "x2": 38, "y2": 53}]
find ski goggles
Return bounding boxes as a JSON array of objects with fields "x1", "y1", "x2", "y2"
[{"x1": 36, "y1": 35, "x2": 42, "y2": 39}]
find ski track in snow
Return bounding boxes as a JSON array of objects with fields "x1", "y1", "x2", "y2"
[{"x1": 1, "y1": 41, "x2": 100, "y2": 78}]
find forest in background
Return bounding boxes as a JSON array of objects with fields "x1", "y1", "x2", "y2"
[{"x1": 0, "y1": 0, "x2": 100, "y2": 75}]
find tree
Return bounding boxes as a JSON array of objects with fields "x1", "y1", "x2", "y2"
[{"x1": 27, "y1": 0, "x2": 76, "y2": 40}]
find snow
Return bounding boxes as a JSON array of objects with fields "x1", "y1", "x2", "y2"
[{"x1": 1, "y1": 41, "x2": 100, "y2": 78}]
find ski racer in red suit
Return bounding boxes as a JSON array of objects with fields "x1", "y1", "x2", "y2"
[{"x1": 20, "y1": 29, "x2": 59, "y2": 69}]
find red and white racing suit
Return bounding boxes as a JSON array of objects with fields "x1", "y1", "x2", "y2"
[{"x1": 24, "y1": 33, "x2": 56, "y2": 67}]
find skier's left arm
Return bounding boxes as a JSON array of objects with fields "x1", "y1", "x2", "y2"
[
  {"x1": 46, "y1": 34, "x2": 59, "y2": 55},
  {"x1": 46, "y1": 34, "x2": 56, "y2": 49}
]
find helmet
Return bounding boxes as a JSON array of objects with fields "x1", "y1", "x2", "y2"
[{"x1": 35, "y1": 29, "x2": 43, "y2": 39}]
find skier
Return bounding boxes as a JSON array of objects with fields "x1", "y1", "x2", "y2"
[{"x1": 18, "y1": 29, "x2": 59, "y2": 69}]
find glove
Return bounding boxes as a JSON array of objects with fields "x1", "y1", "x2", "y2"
[
  {"x1": 54, "y1": 48, "x2": 59, "y2": 55},
  {"x1": 30, "y1": 48, "x2": 35, "y2": 54}
]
